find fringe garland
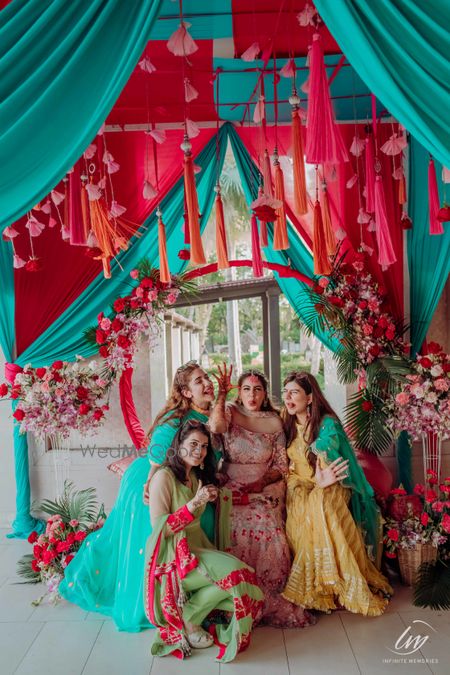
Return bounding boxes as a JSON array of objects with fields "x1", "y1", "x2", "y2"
[
  {"x1": 320, "y1": 185, "x2": 336, "y2": 256},
  {"x1": 273, "y1": 157, "x2": 289, "y2": 250},
  {"x1": 291, "y1": 108, "x2": 308, "y2": 214},
  {"x1": 183, "y1": 150, "x2": 206, "y2": 265}
]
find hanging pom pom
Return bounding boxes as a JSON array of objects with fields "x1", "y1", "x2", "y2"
[
  {"x1": 13, "y1": 254, "x2": 26, "y2": 269},
  {"x1": 357, "y1": 207, "x2": 371, "y2": 224},
  {"x1": 3, "y1": 225, "x2": 19, "y2": 239},
  {"x1": 297, "y1": 3, "x2": 317, "y2": 26},
  {"x1": 41, "y1": 200, "x2": 52, "y2": 214},
  {"x1": 280, "y1": 58, "x2": 296, "y2": 78},
  {"x1": 428, "y1": 158, "x2": 444, "y2": 235},
  {"x1": 313, "y1": 201, "x2": 331, "y2": 275},
  {"x1": 374, "y1": 175, "x2": 397, "y2": 267},
  {"x1": 109, "y1": 201, "x2": 127, "y2": 218},
  {"x1": 182, "y1": 136, "x2": 206, "y2": 265},
  {"x1": 167, "y1": 22, "x2": 198, "y2": 56},
  {"x1": 250, "y1": 190, "x2": 281, "y2": 220},
  {"x1": 350, "y1": 135, "x2": 365, "y2": 157},
  {"x1": 184, "y1": 77, "x2": 198, "y2": 103},
  {"x1": 143, "y1": 180, "x2": 158, "y2": 200},
  {"x1": 251, "y1": 215, "x2": 264, "y2": 277},
  {"x1": 26, "y1": 215, "x2": 45, "y2": 237},
  {"x1": 148, "y1": 128, "x2": 166, "y2": 144},
  {"x1": 185, "y1": 118, "x2": 200, "y2": 139},
  {"x1": 289, "y1": 100, "x2": 308, "y2": 215},
  {"x1": 241, "y1": 41, "x2": 260, "y2": 62},
  {"x1": 273, "y1": 150, "x2": 289, "y2": 251},
  {"x1": 262, "y1": 149, "x2": 273, "y2": 197},
  {"x1": 84, "y1": 143, "x2": 97, "y2": 159},
  {"x1": 364, "y1": 135, "x2": 376, "y2": 213},
  {"x1": 85, "y1": 183, "x2": 102, "y2": 201},
  {"x1": 138, "y1": 56, "x2": 156, "y2": 73},
  {"x1": 214, "y1": 185, "x2": 230, "y2": 270},
  {"x1": 253, "y1": 95, "x2": 265, "y2": 124},
  {"x1": 305, "y1": 34, "x2": 348, "y2": 164},
  {"x1": 380, "y1": 132, "x2": 408, "y2": 156},
  {"x1": 320, "y1": 183, "x2": 336, "y2": 256},
  {"x1": 157, "y1": 208, "x2": 171, "y2": 284},
  {"x1": 346, "y1": 174, "x2": 358, "y2": 189},
  {"x1": 51, "y1": 189, "x2": 65, "y2": 206}
]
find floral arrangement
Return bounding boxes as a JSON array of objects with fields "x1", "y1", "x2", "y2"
[
  {"x1": 0, "y1": 359, "x2": 109, "y2": 439},
  {"x1": 388, "y1": 342, "x2": 450, "y2": 440},
  {"x1": 17, "y1": 481, "x2": 106, "y2": 605},
  {"x1": 383, "y1": 472, "x2": 450, "y2": 558}
]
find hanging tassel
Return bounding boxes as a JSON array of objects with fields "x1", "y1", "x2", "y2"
[
  {"x1": 273, "y1": 150, "x2": 289, "y2": 250},
  {"x1": 374, "y1": 175, "x2": 397, "y2": 268},
  {"x1": 241, "y1": 41, "x2": 260, "y2": 62},
  {"x1": 280, "y1": 58, "x2": 296, "y2": 78},
  {"x1": 13, "y1": 254, "x2": 26, "y2": 269},
  {"x1": 138, "y1": 57, "x2": 156, "y2": 73},
  {"x1": 305, "y1": 33, "x2": 348, "y2": 164},
  {"x1": 143, "y1": 180, "x2": 158, "y2": 200},
  {"x1": 320, "y1": 183, "x2": 336, "y2": 256},
  {"x1": 251, "y1": 215, "x2": 264, "y2": 277},
  {"x1": 398, "y1": 173, "x2": 406, "y2": 205},
  {"x1": 69, "y1": 166, "x2": 87, "y2": 245},
  {"x1": 365, "y1": 135, "x2": 376, "y2": 213},
  {"x1": 214, "y1": 186, "x2": 230, "y2": 269},
  {"x1": 262, "y1": 149, "x2": 273, "y2": 197},
  {"x1": 167, "y1": 22, "x2": 198, "y2": 56},
  {"x1": 148, "y1": 128, "x2": 166, "y2": 144},
  {"x1": 182, "y1": 136, "x2": 206, "y2": 265},
  {"x1": 185, "y1": 118, "x2": 200, "y2": 139},
  {"x1": 80, "y1": 181, "x2": 91, "y2": 240},
  {"x1": 313, "y1": 200, "x2": 331, "y2": 275},
  {"x1": 253, "y1": 95, "x2": 265, "y2": 124},
  {"x1": 290, "y1": 95, "x2": 308, "y2": 215},
  {"x1": 102, "y1": 258, "x2": 111, "y2": 279},
  {"x1": 157, "y1": 208, "x2": 171, "y2": 283},
  {"x1": 184, "y1": 77, "x2": 198, "y2": 103},
  {"x1": 428, "y1": 158, "x2": 444, "y2": 235},
  {"x1": 260, "y1": 221, "x2": 268, "y2": 248}
]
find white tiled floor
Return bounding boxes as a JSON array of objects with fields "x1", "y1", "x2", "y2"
[{"x1": 0, "y1": 529, "x2": 448, "y2": 675}]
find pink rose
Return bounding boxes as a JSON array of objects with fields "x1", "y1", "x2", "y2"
[
  {"x1": 69, "y1": 519, "x2": 79, "y2": 527},
  {"x1": 148, "y1": 289, "x2": 158, "y2": 302},
  {"x1": 54, "y1": 387, "x2": 64, "y2": 397},
  {"x1": 318, "y1": 277, "x2": 329, "y2": 288},
  {"x1": 135, "y1": 287, "x2": 144, "y2": 298},
  {"x1": 362, "y1": 324, "x2": 373, "y2": 336},
  {"x1": 100, "y1": 318, "x2": 111, "y2": 331},
  {"x1": 130, "y1": 269, "x2": 139, "y2": 279},
  {"x1": 411, "y1": 384, "x2": 424, "y2": 399},
  {"x1": 166, "y1": 292, "x2": 177, "y2": 305},
  {"x1": 434, "y1": 378, "x2": 449, "y2": 392},
  {"x1": 396, "y1": 392, "x2": 410, "y2": 406},
  {"x1": 41, "y1": 382, "x2": 50, "y2": 393}
]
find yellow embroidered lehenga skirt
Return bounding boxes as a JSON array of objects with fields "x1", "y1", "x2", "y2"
[{"x1": 282, "y1": 435, "x2": 392, "y2": 616}]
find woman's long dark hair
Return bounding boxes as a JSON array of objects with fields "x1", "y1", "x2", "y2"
[
  {"x1": 281, "y1": 371, "x2": 338, "y2": 448},
  {"x1": 234, "y1": 369, "x2": 278, "y2": 412},
  {"x1": 163, "y1": 420, "x2": 218, "y2": 486}
]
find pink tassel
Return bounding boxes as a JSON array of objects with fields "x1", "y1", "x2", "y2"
[
  {"x1": 148, "y1": 128, "x2": 166, "y2": 144},
  {"x1": 251, "y1": 215, "x2": 264, "y2": 277},
  {"x1": 143, "y1": 181, "x2": 158, "y2": 200},
  {"x1": 138, "y1": 57, "x2": 156, "y2": 73},
  {"x1": 41, "y1": 200, "x2": 52, "y2": 214},
  {"x1": 85, "y1": 183, "x2": 102, "y2": 201},
  {"x1": 109, "y1": 201, "x2": 127, "y2": 218},
  {"x1": 350, "y1": 135, "x2": 365, "y2": 157},
  {"x1": 374, "y1": 176, "x2": 397, "y2": 267},
  {"x1": 26, "y1": 215, "x2": 45, "y2": 237},
  {"x1": 69, "y1": 166, "x2": 87, "y2": 245},
  {"x1": 167, "y1": 22, "x2": 198, "y2": 56},
  {"x1": 103, "y1": 151, "x2": 120, "y2": 174},
  {"x1": 84, "y1": 143, "x2": 97, "y2": 159},
  {"x1": 365, "y1": 135, "x2": 376, "y2": 213},
  {"x1": 305, "y1": 33, "x2": 348, "y2": 164},
  {"x1": 297, "y1": 3, "x2": 317, "y2": 26},
  {"x1": 428, "y1": 158, "x2": 444, "y2": 235},
  {"x1": 3, "y1": 225, "x2": 19, "y2": 239},
  {"x1": 185, "y1": 118, "x2": 200, "y2": 138},
  {"x1": 48, "y1": 216, "x2": 57, "y2": 228},
  {"x1": 241, "y1": 41, "x2": 260, "y2": 62},
  {"x1": 51, "y1": 189, "x2": 65, "y2": 206},
  {"x1": 262, "y1": 150, "x2": 273, "y2": 197},
  {"x1": 280, "y1": 58, "x2": 296, "y2": 78},
  {"x1": 380, "y1": 132, "x2": 407, "y2": 156},
  {"x1": 253, "y1": 95, "x2": 265, "y2": 124},
  {"x1": 13, "y1": 254, "x2": 26, "y2": 269},
  {"x1": 184, "y1": 78, "x2": 198, "y2": 103}
]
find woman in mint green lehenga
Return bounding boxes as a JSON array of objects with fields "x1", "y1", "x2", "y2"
[
  {"x1": 59, "y1": 362, "x2": 218, "y2": 631},
  {"x1": 145, "y1": 420, "x2": 263, "y2": 662}
]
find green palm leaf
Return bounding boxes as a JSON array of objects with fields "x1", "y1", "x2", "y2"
[
  {"x1": 414, "y1": 559, "x2": 450, "y2": 610},
  {"x1": 16, "y1": 554, "x2": 40, "y2": 584},
  {"x1": 345, "y1": 389, "x2": 394, "y2": 455},
  {"x1": 38, "y1": 480, "x2": 99, "y2": 525}
]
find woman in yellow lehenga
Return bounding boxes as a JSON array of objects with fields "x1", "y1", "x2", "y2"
[{"x1": 281, "y1": 372, "x2": 392, "y2": 616}]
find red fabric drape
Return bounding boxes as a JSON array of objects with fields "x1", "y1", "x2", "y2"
[{"x1": 119, "y1": 368, "x2": 148, "y2": 450}]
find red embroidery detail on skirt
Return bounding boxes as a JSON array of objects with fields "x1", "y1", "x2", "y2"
[
  {"x1": 216, "y1": 567, "x2": 259, "y2": 590},
  {"x1": 234, "y1": 594, "x2": 263, "y2": 621},
  {"x1": 175, "y1": 536, "x2": 198, "y2": 579}
]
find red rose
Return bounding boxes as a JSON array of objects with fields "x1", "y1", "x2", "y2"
[
  {"x1": 314, "y1": 285, "x2": 324, "y2": 295},
  {"x1": 52, "y1": 371, "x2": 63, "y2": 383},
  {"x1": 113, "y1": 297, "x2": 126, "y2": 312},
  {"x1": 328, "y1": 295, "x2": 344, "y2": 308},
  {"x1": 425, "y1": 489, "x2": 438, "y2": 503},
  {"x1": 362, "y1": 401, "x2": 373, "y2": 412},
  {"x1": 93, "y1": 409, "x2": 104, "y2": 421},
  {"x1": 140, "y1": 277, "x2": 154, "y2": 289},
  {"x1": 442, "y1": 363, "x2": 450, "y2": 373},
  {"x1": 358, "y1": 301, "x2": 368, "y2": 310},
  {"x1": 111, "y1": 318, "x2": 124, "y2": 332},
  {"x1": 130, "y1": 299, "x2": 141, "y2": 309},
  {"x1": 369, "y1": 345, "x2": 381, "y2": 358},
  {"x1": 33, "y1": 544, "x2": 43, "y2": 559},
  {"x1": 413, "y1": 483, "x2": 425, "y2": 496},
  {"x1": 420, "y1": 513, "x2": 429, "y2": 526},
  {"x1": 52, "y1": 360, "x2": 63, "y2": 370},
  {"x1": 41, "y1": 549, "x2": 56, "y2": 565},
  {"x1": 74, "y1": 530, "x2": 87, "y2": 542},
  {"x1": 31, "y1": 559, "x2": 40, "y2": 572},
  {"x1": 56, "y1": 540, "x2": 71, "y2": 553},
  {"x1": 97, "y1": 312, "x2": 104, "y2": 323},
  {"x1": 99, "y1": 345, "x2": 109, "y2": 358},
  {"x1": 117, "y1": 335, "x2": 131, "y2": 349},
  {"x1": 385, "y1": 329, "x2": 396, "y2": 340},
  {"x1": 427, "y1": 341, "x2": 442, "y2": 355},
  {"x1": 0, "y1": 383, "x2": 8, "y2": 397},
  {"x1": 10, "y1": 386, "x2": 21, "y2": 399},
  {"x1": 66, "y1": 532, "x2": 76, "y2": 545},
  {"x1": 95, "y1": 329, "x2": 107, "y2": 345},
  {"x1": 378, "y1": 316, "x2": 388, "y2": 329},
  {"x1": 76, "y1": 386, "x2": 89, "y2": 401},
  {"x1": 13, "y1": 408, "x2": 25, "y2": 421},
  {"x1": 387, "y1": 528, "x2": 399, "y2": 542},
  {"x1": 178, "y1": 249, "x2": 190, "y2": 260},
  {"x1": 419, "y1": 357, "x2": 432, "y2": 369},
  {"x1": 28, "y1": 531, "x2": 38, "y2": 544},
  {"x1": 78, "y1": 404, "x2": 90, "y2": 415},
  {"x1": 35, "y1": 367, "x2": 46, "y2": 378},
  {"x1": 65, "y1": 554, "x2": 74, "y2": 566}
]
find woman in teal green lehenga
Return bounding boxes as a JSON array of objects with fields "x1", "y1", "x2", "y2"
[
  {"x1": 145, "y1": 420, "x2": 263, "y2": 662},
  {"x1": 59, "y1": 362, "x2": 219, "y2": 631}
]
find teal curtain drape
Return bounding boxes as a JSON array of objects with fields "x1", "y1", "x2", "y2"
[
  {"x1": 408, "y1": 138, "x2": 450, "y2": 356},
  {"x1": 0, "y1": 0, "x2": 163, "y2": 230},
  {"x1": 314, "y1": 0, "x2": 450, "y2": 167},
  {"x1": 227, "y1": 125, "x2": 339, "y2": 352},
  {"x1": 2, "y1": 127, "x2": 228, "y2": 537}
]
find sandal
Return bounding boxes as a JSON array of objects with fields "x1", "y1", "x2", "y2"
[{"x1": 186, "y1": 628, "x2": 214, "y2": 649}]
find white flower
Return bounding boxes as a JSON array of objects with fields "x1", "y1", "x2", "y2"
[
  {"x1": 430, "y1": 365, "x2": 443, "y2": 377},
  {"x1": 88, "y1": 361, "x2": 98, "y2": 371}
]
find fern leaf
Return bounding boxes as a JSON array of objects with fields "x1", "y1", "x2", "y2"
[{"x1": 17, "y1": 554, "x2": 40, "y2": 584}]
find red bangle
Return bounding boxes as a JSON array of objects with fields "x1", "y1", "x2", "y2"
[{"x1": 167, "y1": 504, "x2": 195, "y2": 534}]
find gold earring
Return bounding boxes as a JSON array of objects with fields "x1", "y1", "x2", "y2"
[{"x1": 200, "y1": 462, "x2": 205, "y2": 470}]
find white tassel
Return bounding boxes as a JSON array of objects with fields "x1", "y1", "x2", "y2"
[
  {"x1": 241, "y1": 41, "x2": 260, "y2": 62},
  {"x1": 350, "y1": 136, "x2": 366, "y2": 157},
  {"x1": 143, "y1": 181, "x2": 158, "y2": 200},
  {"x1": 139, "y1": 57, "x2": 156, "y2": 73},
  {"x1": 184, "y1": 78, "x2": 199, "y2": 103}
]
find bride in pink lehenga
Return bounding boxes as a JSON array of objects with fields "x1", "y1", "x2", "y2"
[{"x1": 210, "y1": 365, "x2": 315, "y2": 628}]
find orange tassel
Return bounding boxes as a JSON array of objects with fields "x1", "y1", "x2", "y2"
[
  {"x1": 313, "y1": 200, "x2": 331, "y2": 275},
  {"x1": 89, "y1": 199, "x2": 116, "y2": 259},
  {"x1": 292, "y1": 109, "x2": 308, "y2": 215},
  {"x1": 262, "y1": 149, "x2": 273, "y2": 196},
  {"x1": 183, "y1": 141, "x2": 206, "y2": 265},
  {"x1": 273, "y1": 156, "x2": 289, "y2": 250},
  {"x1": 320, "y1": 185, "x2": 336, "y2": 256},
  {"x1": 398, "y1": 174, "x2": 406, "y2": 205},
  {"x1": 102, "y1": 258, "x2": 111, "y2": 279},
  {"x1": 215, "y1": 188, "x2": 230, "y2": 269},
  {"x1": 81, "y1": 184, "x2": 91, "y2": 239},
  {"x1": 157, "y1": 209, "x2": 171, "y2": 283}
]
